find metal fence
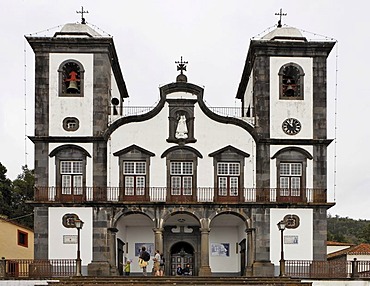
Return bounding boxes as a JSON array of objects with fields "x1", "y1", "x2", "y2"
[
  {"x1": 286, "y1": 259, "x2": 370, "y2": 279},
  {"x1": 0, "y1": 259, "x2": 76, "y2": 278}
]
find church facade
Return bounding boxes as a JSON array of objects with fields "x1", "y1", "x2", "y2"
[{"x1": 27, "y1": 20, "x2": 335, "y2": 276}]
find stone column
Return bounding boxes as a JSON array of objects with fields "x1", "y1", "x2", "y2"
[
  {"x1": 153, "y1": 228, "x2": 164, "y2": 253},
  {"x1": 108, "y1": 227, "x2": 118, "y2": 276},
  {"x1": 198, "y1": 227, "x2": 212, "y2": 276},
  {"x1": 245, "y1": 228, "x2": 255, "y2": 277}
]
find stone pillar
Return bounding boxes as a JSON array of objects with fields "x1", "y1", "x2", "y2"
[
  {"x1": 153, "y1": 228, "x2": 164, "y2": 253},
  {"x1": 198, "y1": 227, "x2": 212, "y2": 276},
  {"x1": 88, "y1": 207, "x2": 111, "y2": 276},
  {"x1": 251, "y1": 208, "x2": 274, "y2": 277},
  {"x1": 108, "y1": 227, "x2": 118, "y2": 276},
  {"x1": 245, "y1": 228, "x2": 255, "y2": 277}
]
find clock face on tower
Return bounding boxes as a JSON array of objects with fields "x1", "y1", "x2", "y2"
[{"x1": 282, "y1": 118, "x2": 301, "y2": 135}]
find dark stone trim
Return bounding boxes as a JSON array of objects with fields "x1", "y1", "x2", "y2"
[
  {"x1": 209, "y1": 145, "x2": 250, "y2": 158},
  {"x1": 197, "y1": 99, "x2": 258, "y2": 141},
  {"x1": 271, "y1": 147, "x2": 313, "y2": 160},
  {"x1": 258, "y1": 138, "x2": 333, "y2": 146},
  {"x1": 49, "y1": 144, "x2": 91, "y2": 158},
  {"x1": 160, "y1": 82, "x2": 204, "y2": 97},
  {"x1": 113, "y1": 144, "x2": 155, "y2": 157},
  {"x1": 236, "y1": 40, "x2": 336, "y2": 99},
  {"x1": 161, "y1": 145, "x2": 203, "y2": 159},
  {"x1": 28, "y1": 136, "x2": 105, "y2": 143},
  {"x1": 104, "y1": 95, "x2": 166, "y2": 139},
  {"x1": 25, "y1": 36, "x2": 128, "y2": 99}
]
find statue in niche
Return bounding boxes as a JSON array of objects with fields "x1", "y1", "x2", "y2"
[{"x1": 175, "y1": 115, "x2": 188, "y2": 139}]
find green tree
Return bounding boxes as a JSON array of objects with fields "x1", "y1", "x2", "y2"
[
  {"x1": 0, "y1": 162, "x2": 14, "y2": 217},
  {"x1": 12, "y1": 166, "x2": 34, "y2": 228}
]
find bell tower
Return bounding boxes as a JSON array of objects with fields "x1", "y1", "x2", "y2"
[
  {"x1": 26, "y1": 18, "x2": 128, "y2": 261},
  {"x1": 236, "y1": 17, "x2": 336, "y2": 276}
]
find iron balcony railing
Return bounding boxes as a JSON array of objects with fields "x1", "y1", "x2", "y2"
[
  {"x1": 34, "y1": 187, "x2": 328, "y2": 204},
  {"x1": 286, "y1": 259, "x2": 370, "y2": 279},
  {"x1": 0, "y1": 259, "x2": 76, "y2": 278},
  {"x1": 110, "y1": 106, "x2": 255, "y2": 125}
]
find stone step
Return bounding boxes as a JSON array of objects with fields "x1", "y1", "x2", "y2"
[{"x1": 54, "y1": 277, "x2": 312, "y2": 286}]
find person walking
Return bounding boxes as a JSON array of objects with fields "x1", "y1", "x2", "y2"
[
  {"x1": 139, "y1": 246, "x2": 150, "y2": 276},
  {"x1": 123, "y1": 260, "x2": 131, "y2": 276}
]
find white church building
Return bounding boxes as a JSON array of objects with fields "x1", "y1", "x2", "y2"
[{"x1": 26, "y1": 17, "x2": 335, "y2": 276}]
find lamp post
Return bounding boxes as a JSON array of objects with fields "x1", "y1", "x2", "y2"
[
  {"x1": 75, "y1": 218, "x2": 84, "y2": 276},
  {"x1": 277, "y1": 220, "x2": 286, "y2": 277}
]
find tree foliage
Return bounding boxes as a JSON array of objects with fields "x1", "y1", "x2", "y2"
[
  {"x1": 327, "y1": 214, "x2": 370, "y2": 244},
  {"x1": 0, "y1": 162, "x2": 34, "y2": 229}
]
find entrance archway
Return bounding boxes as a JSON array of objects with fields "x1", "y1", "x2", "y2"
[{"x1": 170, "y1": 241, "x2": 194, "y2": 276}]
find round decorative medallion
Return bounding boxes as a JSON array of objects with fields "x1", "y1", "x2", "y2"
[{"x1": 282, "y1": 118, "x2": 301, "y2": 135}]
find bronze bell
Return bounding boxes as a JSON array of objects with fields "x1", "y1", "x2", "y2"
[{"x1": 67, "y1": 81, "x2": 79, "y2": 93}]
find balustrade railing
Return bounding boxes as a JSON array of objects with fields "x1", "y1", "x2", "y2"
[
  {"x1": 286, "y1": 260, "x2": 370, "y2": 278},
  {"x1": 0, "y1": 259, "x2": 75, "y2": 278},
  {"x1": 34, "y1": 187, "x2": 328, "y2": 204}
]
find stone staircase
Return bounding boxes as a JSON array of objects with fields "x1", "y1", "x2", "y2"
[{"x1": 49, "y1": 276, "x2": 312, "y2": 286}]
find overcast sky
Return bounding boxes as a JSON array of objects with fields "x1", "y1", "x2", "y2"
[{"x1": 0, "y1": 0, "x2": 369, "y2": 219}]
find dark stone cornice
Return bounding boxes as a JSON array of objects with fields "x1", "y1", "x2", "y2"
[
  {"x1": 236, "y1": 40, "x2": 336, "y2": 99},
  {"x1": 113, "y1": 144, "x2": 155, "y2": 157},
  {"x1": 25, "y1": 36, "x2": 128, "y2": 99},
  {"x1": 49, "y1": 144, "x2": 91, "y2": 158},
  {"x1": 271, "y1": 146, "x2": 313, "y2": 160},
  {"x1": 161, "y1": 145, "x2": 203, "y2": 159},
  {"x1": 209, "y1": 145, "x2": 250, "y2": 158},
  {"x1": 28, "y1": 136, "x2": 106, "y2": 143},
  {"x1": 257, "y1": 138, "x2": 333, "y2": 146}
]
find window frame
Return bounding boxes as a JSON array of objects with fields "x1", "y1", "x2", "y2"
[
  {"x1": 58, "y1": 59, "x2": 85, "y2": 97},
  {"x1": 279, "y1": 63, "x2": 305, "y2": 100},
  {"x1": 123, "y1": 161, "x2": 147, "y2": 196},
  {"x1": 17, "y1": 229, "x2": 28, "y2": 248}
]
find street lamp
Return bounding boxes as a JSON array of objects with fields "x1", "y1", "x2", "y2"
[
  {"x1": 277, "y1": 220, "x2": 286, "y2": 277},
  {"x1": 75, "y1": 218, "x2": 84, "y2": 276}
]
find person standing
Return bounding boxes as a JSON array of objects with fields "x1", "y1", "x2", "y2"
[
  {"x1": 123, "y1": 260, "x2": 131, "y2": 276},
  {"x1": 153, "y1": 250, "x2": 161, "y2": 276},
  {"x1": 139, "y1": 246, "x2": 150, "y2": 276},
  {"x1": 159, "y1": 253, "x2": 165, "y2": 276}
]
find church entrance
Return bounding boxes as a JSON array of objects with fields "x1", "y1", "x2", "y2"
[{"x1": 170, "y1": 241, "x2": 194, "y2": 276}]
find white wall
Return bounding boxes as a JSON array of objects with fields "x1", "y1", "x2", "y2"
[
  {"x1": 270, "y1": 57, "x2": 313, "y2": 139},
  {"x1": 209, "y1": 226, "x2": 240, "y2": 272},
  {"x1": 270, "y1": 208, "x2": 313, "y2": 264},
  {"x1": 125, "y1": 226, "x2": 155, "y2": 273},
  {"x1": 49, "y1": 53, "x2": 94, "y2": 137},
  {"x1": 48, "y1": 207, "x2": 93, "y2": 266},
  {"x1": 108, "y1": 101, "x2": 256, "y2": 189}
]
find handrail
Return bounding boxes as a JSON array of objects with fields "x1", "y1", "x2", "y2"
[{"x1": 34, "y1": 187, "x2": 328, "y2": 204}]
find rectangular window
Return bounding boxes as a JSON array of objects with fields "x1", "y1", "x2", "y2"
[
  {"x1": 279, "y1": 162, "x2": 302, "y2": 196},
  {"x1": 60, "y1": 161, "x2": 83, "y2": 195},
  {"x1": 18, "y1": 230, "x2": 28, "y2": 248},
  {"x1": 123, "y1": 161, "x2": 146, "y2": 196},
  {"x1": 217, "y1": 162, "x2": 240, "y2": 196},
  {"x1": 170, "y1": 162, "x2": 193, "y2": 195}
]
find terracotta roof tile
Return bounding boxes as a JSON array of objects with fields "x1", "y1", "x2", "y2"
[{"x1": 328, "y1": 243, "x2": 370, "y2": 259}]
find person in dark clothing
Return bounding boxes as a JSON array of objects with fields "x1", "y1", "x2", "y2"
[
  {"x1": 183, "y1": 263, "x2": 191, "y2": 275},
  {"x1": 176, "y1": 264, "x2": 183, "y2": 275},
  {"x1": 139, "y1": 246, "x2": 149, "y2": 276}
]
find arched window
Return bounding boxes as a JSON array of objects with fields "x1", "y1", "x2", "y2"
[
  {"x1": 58, "y1": 60, "x2": 85, "y2": 97},
  {"x1": 279, "y1": 63, "x2": 304, "y2": 100}
]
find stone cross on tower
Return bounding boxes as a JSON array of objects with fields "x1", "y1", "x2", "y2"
[
  {"x1": 77, "y1": 6, "x2": 89, "y2": 24},
  {"x1": 175, "y1": 56, "x2": 188, "y2": 83},
  {"x1": 176, "y1": 56, "x2": 188, "y2": 75},
  {"x1": 275, "y1": 8, "x2": 287, "y2": 28}
]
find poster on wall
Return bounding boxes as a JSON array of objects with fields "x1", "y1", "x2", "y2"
[
  {"x1": 284, "y1": 235, "x2": 299, "y2": 244},
  {"x1": 211, "y1": 243, "x2": 229, "y2": 257},
  {"x1": 135, "y1": 243, "x2": 155, "y2": 257}
]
